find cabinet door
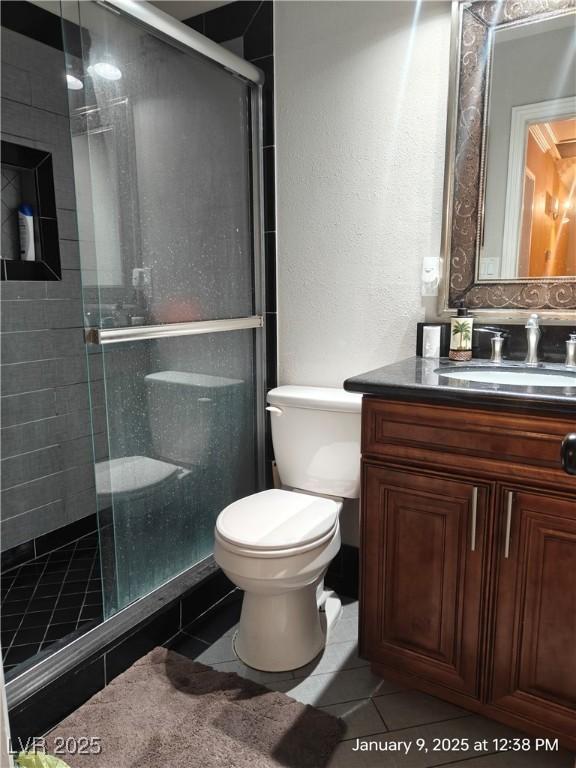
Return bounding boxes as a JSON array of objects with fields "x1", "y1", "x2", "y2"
[
  {"x1": 490, "y1": 488, "x2": 576, "y2": 743},
  {"x1": 361, "y1": 464, "x2": 489, "y2": 698}
]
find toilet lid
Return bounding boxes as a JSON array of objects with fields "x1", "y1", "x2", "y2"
[
  {"x1": 96, "y1": 456, "x2": 180, "y2": 502},
  {"x1": 216, "y1": 489, "x2": 339, "y2": 550}
]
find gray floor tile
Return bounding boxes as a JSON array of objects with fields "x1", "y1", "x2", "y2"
[
  {"x1": 209, "y1": 658, "x2": 294, "y2": 685},
  {"x1": 166, "y1": 632, "x2": 209, "y2": 661},
  {"x1": 166, "y1": 594, "x2": 574, "y2": 768},
  {"x1": 373, "y1": 690, "x2": 469, "y2": 731},
  {"x1": 327, "y1": 741, "x2": 398, "y2": 768},
  {"x1": 328, "y1": 616, "x2": 360, "y2": 645},
  {"x1": 185, "y1": 618, "x2": 238, "y2": 644},
  {"x1": 294, "y1": 639, "x2": 369, "y2": 677},
  {"x1": 184, "y1": 592, "x2": 242, "y2": 643},
  {"x1": 444, "y1": 749, "x2": 575, "y2": 768},
  {"x1": 189, "y1": 631, "x2": 238, "y2": 665},
  {"x1": 329, "y1": 715, "x2": 564, "y2": 768},
  {"x1": 341, "y1": 598, "x2": 359, "y2": 620},
  {"x1": 322, "y1": 698, "x2": 388, "y2": 740},
  {"x1": 273, "y1": 666, "x2": 403, "y2": 707}
]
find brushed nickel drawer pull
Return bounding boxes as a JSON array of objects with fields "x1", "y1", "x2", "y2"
[
  {"x1": 471, "y1": 487, "x2": 478, "y2": 552},
  {"x1": 504, "y1": 491, "x2": 514, "y2": 559}
]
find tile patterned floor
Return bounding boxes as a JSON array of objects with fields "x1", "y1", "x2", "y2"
[
  {"x1": 168, "y1": 594, "x2": 575, "y2": 768},
  {"x1": 1, "y1": 532, "x2": 103, "y2": 676}
]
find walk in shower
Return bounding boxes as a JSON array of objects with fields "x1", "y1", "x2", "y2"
[{"x1": 1, "y1": 0, "x2": 266, "y2": 706}]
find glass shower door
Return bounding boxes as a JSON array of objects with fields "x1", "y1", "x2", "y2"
[{"x1": 62, "y1": 2, "x2": 264, "y2": 617}]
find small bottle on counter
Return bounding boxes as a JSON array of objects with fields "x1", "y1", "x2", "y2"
[
  {"x1": 566, "y1": 333, "x2": 576, "y2": 367},
  {"x1": 449, "y1": 301, "x2": 474, "y2": 361}
]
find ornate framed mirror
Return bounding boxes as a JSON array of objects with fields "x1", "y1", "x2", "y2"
[{"x1": 439, "y1": 0, "x2": 576, "y2": 317}]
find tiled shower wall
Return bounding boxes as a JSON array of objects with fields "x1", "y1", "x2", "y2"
[
  {"x1": 2, "y1": 166, "x2": 24, "y2": 259},
  {"x1": 1, "y1": 1, "x2": 277, "y2": 557},
  {"x1": 184, "y1": 0, "x2": 277, "y2": 482},
  {"x1": 0, "y1": 19, "x2": 103, "y2": 554}
]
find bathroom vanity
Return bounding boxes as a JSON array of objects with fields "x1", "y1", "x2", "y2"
[
  {"x1": 345, "y1": 358, "x2": 576, "y2": 750},
  {"x1": 377, "y1": 0, "x2": 576, "y2": 746}
]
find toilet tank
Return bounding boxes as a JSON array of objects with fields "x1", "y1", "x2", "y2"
[
  {"x1": 267, "y1": 386, "x2": 362, "y2": 498},
  {"x1": 145, "y1": 371, "x2": 245, "y2": 466}
]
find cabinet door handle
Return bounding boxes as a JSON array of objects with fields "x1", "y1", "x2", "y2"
[
  {"x1": 561, "y1": 433, "x2": 576, "y2": 475},
  {"x1": 470, "y1": 487, "x2": 478, "y2": 552},
  {"x1": 504, "y1": 491, "x2": 513, "y2": 559}
]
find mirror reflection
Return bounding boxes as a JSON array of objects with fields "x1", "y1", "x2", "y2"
[
  {"x1": 516, "y1": 116, "x2": 576, "y2": 278},
  {"x1": 479, "y1": 13, "x2": 576, "y2": 281}
]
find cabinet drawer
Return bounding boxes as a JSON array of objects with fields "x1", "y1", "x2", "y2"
[{"x1": 362, "y1": 398, "x2": 570, "y2": 470}]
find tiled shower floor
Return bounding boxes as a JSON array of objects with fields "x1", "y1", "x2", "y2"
[{"x1": 1, "y1": 532, "x2": 103, "y2": 676}]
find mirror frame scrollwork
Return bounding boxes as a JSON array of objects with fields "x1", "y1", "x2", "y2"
[{"x1": 439, "y1": 0, "x2": 576, "y2": 318}]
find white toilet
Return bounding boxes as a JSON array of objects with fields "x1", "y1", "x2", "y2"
[{"x1": 214, "y1": 385, "x2": 362, "y2": 672}]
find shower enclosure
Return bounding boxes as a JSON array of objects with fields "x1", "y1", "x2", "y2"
[{"x1": 3, "y1": 0, "x2": 266, "y2": 707}]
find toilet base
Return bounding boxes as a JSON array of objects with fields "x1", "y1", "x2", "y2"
[
  {"x1": 234, "y1": 584, "x2": 335, "y2": 672},
  {"x1": 319, "y1": 589, "x2": 343, "y2": 636}
]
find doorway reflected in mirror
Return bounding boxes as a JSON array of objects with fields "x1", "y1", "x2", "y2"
[{"x1": 517, "y1": 115, "x2": 576, "y2": 279}]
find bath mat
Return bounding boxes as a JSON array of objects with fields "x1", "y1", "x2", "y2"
[{"x1": 45, "y1": 647, "x2": 344, "y2": 768}]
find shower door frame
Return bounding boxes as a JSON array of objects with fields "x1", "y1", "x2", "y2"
[{"x1": 5, "y1": 0, "x2": 267, "y2": 710}]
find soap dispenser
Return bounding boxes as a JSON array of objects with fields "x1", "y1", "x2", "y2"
[
  {"x1": 566, "y1": 333, "x2": 576, "y2": 367},
  {"x1": 449, "y1": 301, "x2": 474, "y2": 361}
]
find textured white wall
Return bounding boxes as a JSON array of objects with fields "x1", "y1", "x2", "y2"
[{"x1": 275, "y1": 1, "x2": 451, "y2": 387}]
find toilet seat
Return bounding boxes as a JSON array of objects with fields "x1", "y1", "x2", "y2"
[{"x1": 216, "y1": 489, "x2": 340, "y2": 553}]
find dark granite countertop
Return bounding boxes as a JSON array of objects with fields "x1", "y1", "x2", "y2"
[{"x1": 344, "y1": 357, "x2": 576, "y2": 414}]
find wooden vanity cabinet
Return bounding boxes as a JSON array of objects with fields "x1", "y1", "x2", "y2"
[
  {"x1": 489, "y1": 489, "x2": 576, "y2": 742},
  {"x1": 362, "y1": 465, "x2": 490, "y2": 699},
  {"x1": 359, "y1": 397, "x2": 576, "y2": 749}
]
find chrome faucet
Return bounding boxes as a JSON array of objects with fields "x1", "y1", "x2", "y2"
[
  {"x1": 473, "y1": 326, "x2": 508, "y2": 363},
  {"x1": 490, "y1": 331, "x2": 505, "y2": 364},
  {"x1": 525, "y1": 314, "x2": 541, "y2": 365}
]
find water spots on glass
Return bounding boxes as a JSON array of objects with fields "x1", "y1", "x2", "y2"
[
  {"x1": 70, "y1": 3, "x2": 254, "y2": 325},
  {"x1": 95, "y1": 332, "x2": 257, "y2": 614}
]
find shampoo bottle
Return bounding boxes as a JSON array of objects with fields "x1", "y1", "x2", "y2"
[
  {"x1": 449, "y1": 301, "x2": 474, "y2": 361},
  {"x1": 18, "y1": 204, "x2": 35, "y2": 261}
]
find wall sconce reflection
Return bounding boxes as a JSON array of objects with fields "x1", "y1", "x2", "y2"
[
  {"x1": 545, "y1": 192, "x2": 560, "y2": 220},
  {"x1": 545, "y1": 193, "x2": 573, "y2": 222}
]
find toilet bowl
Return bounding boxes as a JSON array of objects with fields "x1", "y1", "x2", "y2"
[
  {"x1": 214, "y1": 385, "x2": 362, "y2": 672},
  {"x1": 215, "y1": 488, "x2": 341, "y2": 671}
]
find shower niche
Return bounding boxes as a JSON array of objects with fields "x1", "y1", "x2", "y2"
[{"x1": 1, "y1": 140, "x2": 61, "y2": 281}]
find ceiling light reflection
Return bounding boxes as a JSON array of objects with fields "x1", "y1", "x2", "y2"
[
  {"x1": 66, "y1": 74, "x2": 84, "y2": 90},
  {"x1": 88, "y1": 62, "x2": 122, "y2": 81}
]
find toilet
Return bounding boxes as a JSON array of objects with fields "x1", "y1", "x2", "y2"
[{"x1": 214, "y1": 385, "x2": 362, "y2": 672}]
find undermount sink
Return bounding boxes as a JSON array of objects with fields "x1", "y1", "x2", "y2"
[{"x1": 435, "y1": 366, "x2": 576, "y2": 388}]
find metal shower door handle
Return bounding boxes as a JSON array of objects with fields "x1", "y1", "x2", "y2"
[{"x1": 85, "y1": 316, "x2": 263, "y2": 345}]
